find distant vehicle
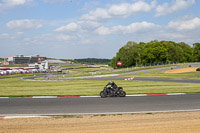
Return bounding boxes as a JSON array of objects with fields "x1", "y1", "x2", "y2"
[
  {"x1": 100, "y1": 81, "x2": 126, "y2": 98},
  {"x1": 0, "y1": 70, "x2": 3, "y2": 75}
]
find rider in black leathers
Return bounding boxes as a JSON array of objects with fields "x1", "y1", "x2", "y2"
[{"x1": 106, "y1": 81, "x2": 119, "y2": 95}]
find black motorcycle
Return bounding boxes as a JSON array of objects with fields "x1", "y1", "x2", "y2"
[{"x1": 100, "y1": 86, "x2": 126, "y2": 98}]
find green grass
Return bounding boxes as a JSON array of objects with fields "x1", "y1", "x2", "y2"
[
  {"x1": 61, "y1": 66, "x2": 85, "y2": 68},
  {"x1": 119, "y1": 71, "x2": 200, "y2": 80},
  {"x1": 1, "y1": 64, "x2": 200, "y2": 97},
  {"x1": 0, "y1": 73, "x2": 47, "y2": 78},
  {"x1": 58, "y1": 67, "x2": 113, "y2": 78},
  {"x1": 0, "y1": 78, "x2": 200, "y2": 97}
]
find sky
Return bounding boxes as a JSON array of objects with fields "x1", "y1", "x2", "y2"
[{"x1": 0, "y1": 0, "x2": 200, "y2": 59}]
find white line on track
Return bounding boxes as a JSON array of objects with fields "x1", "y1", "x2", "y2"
[
  {"x1": 0, "y1": 116, "x2": 50, "y2": 119},
  {"x1": 1, "y1": 109, "x2": 200, "y2": 118},
  {"x1": 166, "y1": 93, "x2": 186, "y2": 95}
]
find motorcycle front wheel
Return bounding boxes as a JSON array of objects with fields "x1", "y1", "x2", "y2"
[
  {"x1": 100, "y1": 91, "x2": 107, "y2": 98},
  {"x1": 119, "y1": 91, "x2": 126, "y2": 97}
]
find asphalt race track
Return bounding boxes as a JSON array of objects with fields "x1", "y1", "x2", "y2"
[
  {"x1": 0, "y1": 94, "x2": 200, "y2": 115},
  {"x1": 78, "y1": 77, "x2": 200, "y2": 84}
]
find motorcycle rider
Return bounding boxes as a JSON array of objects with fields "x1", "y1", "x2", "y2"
[{"x1": 106, "y1": 81, "x2": 119, "y2": 94}]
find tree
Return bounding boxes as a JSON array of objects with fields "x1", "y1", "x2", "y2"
[
  {"x1": 114, "y1": 41, "x2": 138, "y2": 67},
  {"x1": 141, "y1": 41, "x2": 168, "y2": 64},
  {"x1": 177, "y1": 42, "x2": 193, "y2": 62},
  {"x1": 110, "y1": 40, "x2": 199, "y2": 69},
  {"x1": 193, "y1": 43, "x2": 200, "y2": 62}
]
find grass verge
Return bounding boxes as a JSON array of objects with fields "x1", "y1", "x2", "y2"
[{"x1": 0, "y1": 78, "x2": 200, "y2": 97}]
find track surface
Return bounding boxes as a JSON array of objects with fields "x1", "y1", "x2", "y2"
[
  {"x1": 0, "y1": 94, "x2": 200, "y2": 115},
  {"x1": 77, "y1": 77, "x2": 200, "y2": 84}
]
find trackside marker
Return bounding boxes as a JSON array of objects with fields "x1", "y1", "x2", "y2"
[
  {"x1": 186, "y1": 93, "x2": 200, "y2": 94},
  {"x1": 167, "y1": 93, "x2": 185, "y2": 95},
  {"x1": 9, "y1": 96, "x2": 33, "y2": 98},
  {"x1": 126, "y1": 94, "x2": 147, "y2": 97},
  {"x1": 147, "y1": 94, "x2": 166, "y2": 96},
  {"x1": 57, "y1": 96, "x2": 80, "y2": 98},
  {"x1": 32, "y1": 96, "x2": 57, "y2": 98},
  {"x1": 80, "y1": 96, "x2": 100, "y2": 98},
  {"x1": 0, "y1": 116, "x2": 5, "y2": 119},
  {"x1": 125, "y1": 77, "x2": 135, "y2": 80}
]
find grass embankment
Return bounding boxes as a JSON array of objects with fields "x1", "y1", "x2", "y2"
[
  {"x1": 0, "y1": 78, "x2": 200, "y2": 97},
  {"x1": 57, "y1": 67, "x2": 113, "y2": 78},
  {"x1": 119, "y1": 71, "x2": 200, "y2": 79},
  {"x1": 0, "y1": 73, "x2": 47, "y2": 78}
]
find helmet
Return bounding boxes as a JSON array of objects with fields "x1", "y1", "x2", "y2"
[
  {"x1": 108, "y1": 81, "x2": 114, "y2": 85},
  {"x1": 109, "y1": 81, "x2": 113, "y2": 83}
]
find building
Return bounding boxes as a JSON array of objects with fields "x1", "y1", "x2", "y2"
[{"x1": 8, "y1": 55, "x2": 46, "y2": 64}]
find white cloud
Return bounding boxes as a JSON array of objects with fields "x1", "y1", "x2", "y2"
[
  {"x1": 80, "y1": 39, "x2": 92, "y2": 45},
  {"x1": 6, "y1": 19, "x2": 43, "y2": 30},
  {"x1": 78, "y1": 21, "x2": 101, "y2": 30},
  {"x1": 55, "y1": 22, "x2": 80, "y2": 32},
  {"x1": 0, "y1": 33, "x2": 9, "y2": 38},
  {"x1": 81, "y1": 0, "x2": 156, "y2": 21},
  {"x1": 81, "y1": 8, "x2": 111, "y2": 21},
  {"x1": 155, "y1": 0, "x2": 195, "y2": 17},
  {"x1": 168, "y1": 17, "x2": 200, "y2": 31},
  {"x1": 55, "y1": 21, "x2": 101, "y2": 33},
  {"x1": 56, "y1": 34, "x2": 74, "y2": 41},
  {"x1": 160, "y1": 32, "x2": 185, "y2": 39},
  {"x1": 43, "y1": 0, "x2": 69, "y2": 3},
  {"x1": 17, "y1": 32, "x2": 24, "y2": 35},
  {"x1": 95, "y1": 26, "x2": 111, "y2": 35},
  {"x1": 0, "y1": 0, "x2": 33, "y2": 12},
  {"x1": 108, "y1": 0, "x2": 156, "y2": 17},
  {"x1": 96, "y1": 21, "x2": 158, "y2": 35}
]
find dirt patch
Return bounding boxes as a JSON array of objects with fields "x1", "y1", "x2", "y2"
[
  {"x1": 0, "y1": 111, "x2": 200, "y2": 133},
  {"x1": 165, "y1": 67, "x2": 199, "y2": 74},
  {"x1": 68, "y1": 70, "x2": 78, "y2": 74}
]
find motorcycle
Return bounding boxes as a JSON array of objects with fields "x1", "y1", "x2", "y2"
[{"x1": 100, "y1": 86, "x2": 126, "y2": 98}]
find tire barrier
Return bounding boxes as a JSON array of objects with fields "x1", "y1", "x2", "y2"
[{"x1": 124, "y1": 77, "x2": 135, "y2": 80}]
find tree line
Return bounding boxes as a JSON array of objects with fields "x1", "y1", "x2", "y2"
[
  {"x1": 110, "y1": 40, "x2": 200, "y2": 68},
  {"x1": 75, "y1": 58, "x2": 111, "y2": 64}
]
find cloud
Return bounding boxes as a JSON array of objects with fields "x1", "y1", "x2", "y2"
[
  {"x1": 155, "y1": 0, "x2": 195, "y2": 17},
  {"x1": 81, "y1": 8, "x2": 111, "y2": 21},
  {"x1": 55, "y1": 22, "x2": 80, "y2": 32},
  {"x1": 96, "y1": 21, "x2": 158, "y2": 35},
  {"x1": 6, "y1": 19, "x2": 43, "y2": 30},
  {"x1": 80, "y1": 39, "x2": 92, "y2": 45},
  {"x1": 43, "y1": 0, "x2": 70, "y2": 3},
  {"x1": 168, "y1": 17, "x2": 200, "y2": 31},
  {"x1": 81, "y1": 1, "x2": 100, "y2": 11},
  {"x1": 56, "y1": 34, "x2": 74, "y2": 41},
  {"x1": 80, "y1": 0, "x2": 156, "y2": 21},
  {"x1": 95, "y1": 26, "x2": 111, "y2": 35},
  {"x1": 0, "y1": 0, "x2": 33, "y2": 12},
  {"x1": 108, "y1": 0, "x2": 156, "y2": 17},
  {"x1": 55, "y1": 21, "x2": 101, "y2": 33},
  {"x1": 77, "y1": 21, "x2": 100, "y2": 30},
  {"x1": 0, "y1": 33, "x2": 9, "y2": 38},
  {"x1": 160, "y1": 32, "x2": 185, "y2": 39}
]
